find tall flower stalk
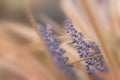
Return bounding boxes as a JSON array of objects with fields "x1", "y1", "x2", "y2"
[
  {"x1": 65, "y1": 20, "x2": 105, "y2": 74},
  {"x1": 39, "y1": 24, "x2": 78, "y2": 80}
]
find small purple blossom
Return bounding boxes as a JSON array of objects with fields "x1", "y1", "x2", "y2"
[
  {"x1": 65, "y1": 19, "x2": 105, "y2": 74},
  {"x1": 38, "y1": 24, "x2": 77, "y2": 80}
]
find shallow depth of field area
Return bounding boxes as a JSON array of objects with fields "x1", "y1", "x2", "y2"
[{"x1": 0, "y1": 0, "x2": 120, "y2": 80}]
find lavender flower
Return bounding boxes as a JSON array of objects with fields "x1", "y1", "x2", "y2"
[
  {"x1": 38, "y1": 24, "x2": 77, "y2": 80},
  {"x1": 65, "y1": 20, "x2": 105, "y2": 74}
]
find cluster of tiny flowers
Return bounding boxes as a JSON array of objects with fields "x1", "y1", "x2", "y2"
[
  {"x1": 65, "y1": 20, "x2": 105, "y2": 74},
  {"x1": 38, "y1": 24, "x2": 77, "y2": 80}
]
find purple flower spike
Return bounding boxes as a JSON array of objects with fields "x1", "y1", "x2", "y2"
[
  {"x1": 65, "y1": 19, "x2": 105, "y2": 74},
  {"x1": 38, "y1": 24, "x2": 77, "y2": 80}
]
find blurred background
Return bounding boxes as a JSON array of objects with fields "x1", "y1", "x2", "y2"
[{"x1": 0, "y1": 0, "x2": 120, "y2": 80}]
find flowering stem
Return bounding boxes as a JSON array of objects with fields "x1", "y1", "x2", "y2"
[
  {"x1": 59, "y1": 35, "x2": 95, "y2": 43},
  {"x1": 70, "y1": 54, "x2": 102, "y2": 65}
]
